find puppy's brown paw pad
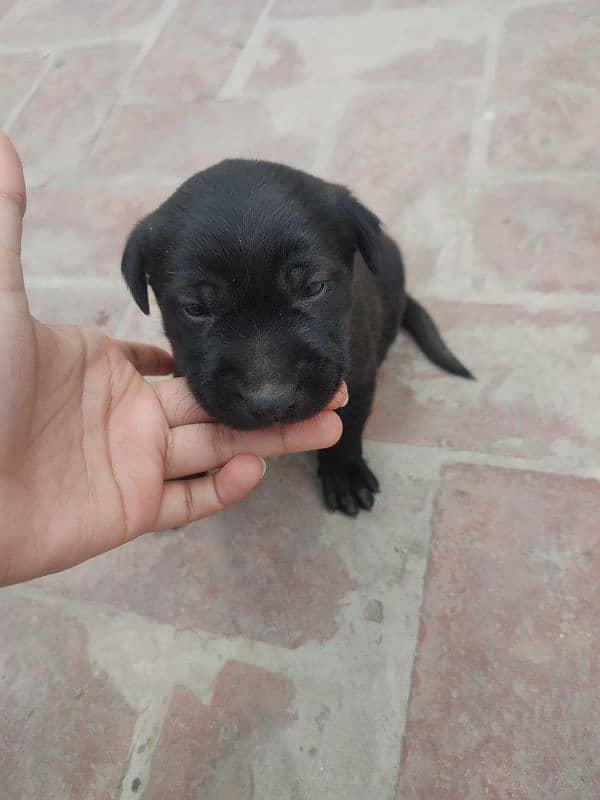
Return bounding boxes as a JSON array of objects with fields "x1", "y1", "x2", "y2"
[{"x1": 319, "y1": 457, "x2": 380, "y2": 517}]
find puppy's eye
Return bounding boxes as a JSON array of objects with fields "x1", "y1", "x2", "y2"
[
  {"x1": 303, "y1": 281, "x2": 326, "y2": 299},
  {"x1": 183, "y1": 303, "x2": 208, "y2": 319}
]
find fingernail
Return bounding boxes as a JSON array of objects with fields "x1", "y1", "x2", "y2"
[{"x1": 259, "y1": 457, "x2": 267, "y2": 478}]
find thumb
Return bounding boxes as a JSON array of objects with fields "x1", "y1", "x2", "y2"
[{"x1": 0, "y1": 130, "x2": 27, "y2": 293}]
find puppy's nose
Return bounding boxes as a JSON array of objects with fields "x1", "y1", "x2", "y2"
[{"x1": 240, "y1": 383, "x2": 297, "y2": 423}]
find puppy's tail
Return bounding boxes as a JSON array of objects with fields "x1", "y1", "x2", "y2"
[{"x1": 402, "y1": 296, "x2": 474, "y2": 380}]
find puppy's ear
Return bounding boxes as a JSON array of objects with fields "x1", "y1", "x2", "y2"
[
  {"x1": 121, "y1": 222, "x2": 151, "y2": 315},
  {"x1": 336, "y1": 187, "x2": 382, "y2": 273}
]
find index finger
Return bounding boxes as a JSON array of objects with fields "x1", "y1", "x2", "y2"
[
  {"x1": 327, "y1": 381, "x2": 348, "y2": 409},
  {"x1": 115, "y1": 339, "x2": 174, "y2": 375},
  {"x1": 153, "y1": 377, "x2": 214, "y2": 426},
  {"x1": 0, "y1": 132, "x2": 27, "y2": 291}
]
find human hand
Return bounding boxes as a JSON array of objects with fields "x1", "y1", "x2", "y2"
[{"x1": 0, "y1": 132, "x2": 345, "y2": 586}]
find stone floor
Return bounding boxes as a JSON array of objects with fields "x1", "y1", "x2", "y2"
[{"x1": 2, "y1": 0, "x2": 600, "y2": 798}]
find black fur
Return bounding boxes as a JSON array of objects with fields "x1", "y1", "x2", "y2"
[{"x1": 122, "y1": 159, "x2": 472, "y2": 516}]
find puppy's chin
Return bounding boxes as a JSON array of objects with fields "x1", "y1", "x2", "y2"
[
  {"x1": 209, "y1": 407, "x2": 315, "y2": 432},
  {"x1": 186, "y1": 378, "x2": 343, "y2": 432}
]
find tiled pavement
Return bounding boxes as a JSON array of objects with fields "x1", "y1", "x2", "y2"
[{"x1": 1, "y1": 0, "x2": 600, "y2": 797}]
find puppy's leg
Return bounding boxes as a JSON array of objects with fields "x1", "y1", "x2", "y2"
[{"x1": 318, "y1": 380, "x2": 379, "y2": 517}]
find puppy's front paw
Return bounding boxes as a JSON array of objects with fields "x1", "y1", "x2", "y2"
[{"x1": 319, "y1": 456, "x2": 380, "y2": 517}]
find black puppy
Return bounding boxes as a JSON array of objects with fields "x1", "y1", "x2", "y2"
[{"x1": 122, "y1": 159, "x2": 472, "y2": 516}]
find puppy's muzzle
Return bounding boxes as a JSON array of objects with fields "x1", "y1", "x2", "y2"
[{"x1": 236, "y1": 381, "x2": 297, "y2": 426}]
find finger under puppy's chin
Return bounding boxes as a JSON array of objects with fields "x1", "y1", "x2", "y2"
[{"x1": 326, "y1": 380, "x2": 348, "y2": 409}]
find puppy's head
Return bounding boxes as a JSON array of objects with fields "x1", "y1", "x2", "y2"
[{"x1": 122, "y1": 159, "x2": 380, "y2": 430}]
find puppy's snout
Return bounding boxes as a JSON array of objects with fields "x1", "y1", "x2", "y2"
[{"x1": 238, "y1": 382, "x2": 297, "y2": 424}]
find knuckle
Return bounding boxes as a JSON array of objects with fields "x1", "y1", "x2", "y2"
[
  {"x1": 165, "y1": 430, "x2": 176, "y2": 475},
  {"x1": 182, "y1": 480, "x2": 195, "y2": 524},
  {"x1": 211, "y1": 424, "x2": 235, "y2": 465},
  {"x1": 210, "y1": 474, "x2": 226, "y2": 513},
  {"x1": 278, "y1": 424, "x2": 289, "y2": 453},
  {"x1": 0, "y1": 189, "x2": 26, "y2": 217}
]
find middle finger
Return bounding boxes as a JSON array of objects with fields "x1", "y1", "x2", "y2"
[{"x1": 164, "y1": 410, "x2": 343, "y2": 479}]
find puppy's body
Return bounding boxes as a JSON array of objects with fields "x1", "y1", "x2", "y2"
[{"x1": 122, "y1": 159, "x2": 471, "y2": 516}]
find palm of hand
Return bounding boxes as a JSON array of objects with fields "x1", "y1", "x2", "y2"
[
  {"x1": 2, "y1": 313, "x2": 343, "y2": 585},
  {"x1": 4, "y1": 320, "x2": 170, "y2": 580}
]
